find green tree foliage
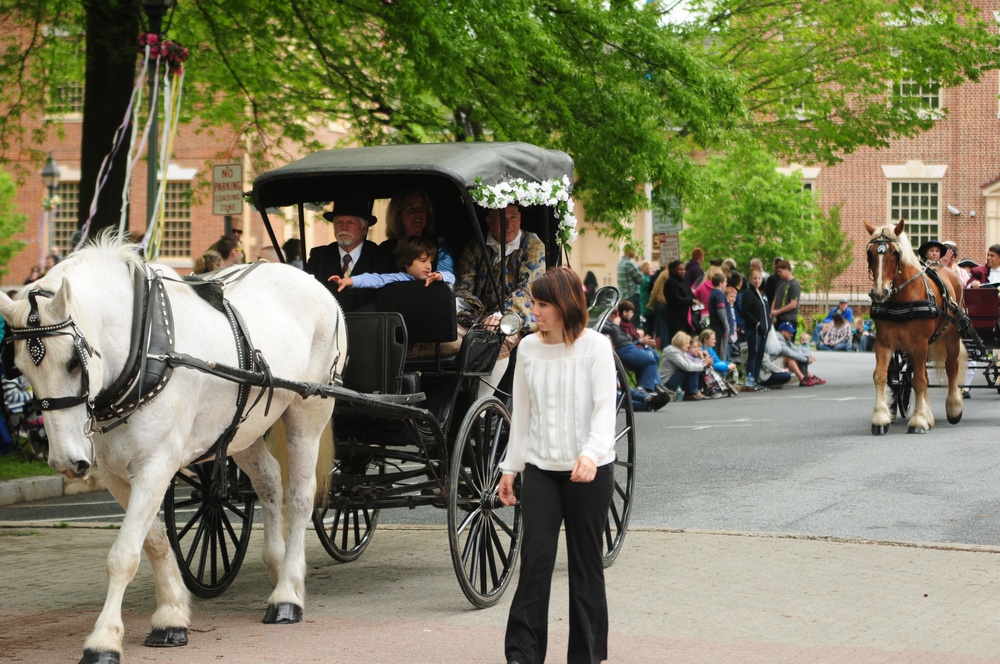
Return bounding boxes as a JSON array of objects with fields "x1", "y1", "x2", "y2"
[
  {"x1": 811, "y1": 204, "x2": 853, "y2": 301},
  {"x1": 682, "y1": 0, "x2": 1000, "y2": 164},
  {"x1": 0, "y1": 0, "x2": 997, "y2": 243},
  {"x1": 680, "y1": 146, "x2": 822, "y2": 284},
  {"x1": 0, "y1": 168, "x2": 27, "y2": 275}
]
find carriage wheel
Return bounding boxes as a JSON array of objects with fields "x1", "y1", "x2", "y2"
[
  {"x1": 604, "y1": 355, "x2": 637, "y2": 567},
  {"x1": 312, "y1": 458, "x2": 382, "y2": 563},
  {"x1": 447, "y1": 397, "x2": 522, "y2": 608},
  {"x1": 887, "y1": 349, "x2": 913, "y2": 420},
  {"x1": 163, "y1": 459, "x2": 255, "y2": 599}
]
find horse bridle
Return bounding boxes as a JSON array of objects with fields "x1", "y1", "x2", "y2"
[
  {"x1": 867, "y1": 231, "x2": 928, "y2": 299},
  {"x1": 2, "y1": 289, "x2": 100, "y2": 419}
]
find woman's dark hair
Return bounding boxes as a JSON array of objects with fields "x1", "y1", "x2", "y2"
[
  {"x1": 386, "y1": 188, "x2": 437, "y2": 240},
  {"x1": 668, "y1": 260, "x2": 684, "y2": 278},
  {"x1": 394, "y1": 236, "x2": 437, "y2": 269},
  {"x1": 530, "y1": 267, "x2": 588, "y2": 344}
]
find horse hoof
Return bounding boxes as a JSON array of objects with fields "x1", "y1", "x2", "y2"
[
  {"x1": 947, "y1": 412, "x2": 963, "y2": 425},
  {"x1": 79, "y1": 649, "x2": 121, "y2": 664},
  {"x1": 871, "y1": 424, "x2": 889, "y2": 435},
  {"x1": 144, "y1": 626, "x2": 188, "y2": 647},
  {"x1": 907, "y1": 426, "x2": 927, "y2": 434},
  {"x1": 263, "y1": 602, "x2": 302, "y2": 624}
]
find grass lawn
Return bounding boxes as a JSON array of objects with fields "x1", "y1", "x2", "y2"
[{"x1": 0, "y1": 453, "x2": 55, "y2": 481}]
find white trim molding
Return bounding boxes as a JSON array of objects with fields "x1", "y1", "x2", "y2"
[
  {"x1": 881, "y1": 161, "x2": 948, "y2": 180},
  {"x1": 776, "y1": 164, "x2": 821, "y2": 179},
  {"x1": 166, "y1": 164, "x2": 198, "y2": 180}
]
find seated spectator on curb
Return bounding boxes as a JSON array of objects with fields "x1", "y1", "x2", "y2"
[
  {"x1": 699, "y1": 329, "x2": 737, "y2": 379},
  {"x1": 776, "y1": 322, "x2": 825, "y2": 386},
  {"x1": 660, "y1": 331, "x2": 712, "y2": 401},
  {"x1": 603, "y1": 309, "x2": 668, "y2": 396},
  {"x1": 818, "y1": 313, "x2": 852, "y2": 351},
  {"x1": 853, "y1": 318, "x2": 875, "y2": 352},
  {"x1": 758, "y1": 349, "x2": 793, "y2": 388},
  {"x1": 626, "y1": 386, "x2": 671, "y2": 412},
  {"x1": 618, "y1": 301, "x2": 660, "y2": 363}
]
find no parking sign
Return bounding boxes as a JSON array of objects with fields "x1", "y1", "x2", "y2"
[{"x1": 212, "y1": 164, "x2": 244, "y2": 215}]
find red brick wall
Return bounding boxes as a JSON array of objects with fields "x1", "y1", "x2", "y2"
[{"x1": 811, "y1": 0, "x2": 1000, "y2": 297}]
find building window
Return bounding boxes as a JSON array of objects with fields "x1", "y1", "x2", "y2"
[
  {"x1": 895, "y1": 79, "x2": 940, "y2": 110},
  {"x1": 160, "y1": 182, "x2": 191, "y2": 257},
  {"x1": 50, "y1": 182, "x2": 80, "y2": 257},
  {"x1": 48, "y1": 82, "x2": 84, "y2": 116},
  {"x1": 890, "y1": 181, "x2": 939, "y2": 248}
]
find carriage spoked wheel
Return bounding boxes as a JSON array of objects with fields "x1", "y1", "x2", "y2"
[
  {"x1": 604, "y1": 354, "x2": 637, "y2": 567},
  {"x1": 447, "y1": 396, "x2": 522, "y2": 608},
  {"x1": 163, "y1": 458, "x2": 255, "y2": 599},
  {"x1": 887, "y1": 349, "x2": 913, "y2": 421},
  {"x1": 312, "y1": 458, "x2": 383, "y2": 563}
]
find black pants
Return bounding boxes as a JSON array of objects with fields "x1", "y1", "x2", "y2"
[{"x1": 505, "y1": 463, "x2": 614, "y2": 664}]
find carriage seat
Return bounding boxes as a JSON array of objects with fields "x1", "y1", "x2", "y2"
[
  {"x1": 341, "y1": 312, "x2": 423, "y2": 398},
  {"x1": 964, "y1": 287, "x2": 1000, "y2": 345},
  {"x1": 376, "y1": 281, "x2": 461, "y2": 372}
]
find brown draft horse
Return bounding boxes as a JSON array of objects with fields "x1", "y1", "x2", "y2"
[{"x1": 865, "y1": 220, "x2": 966, "y2": 434}]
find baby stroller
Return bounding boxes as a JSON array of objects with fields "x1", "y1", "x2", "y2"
[{"x1": 0, "y1": 370, "x2": 47, "y2": 461}]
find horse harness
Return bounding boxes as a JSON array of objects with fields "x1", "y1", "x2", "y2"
[
  {"x1": 2, "y1": 263, "x2": 276, "y2": 476},
  {"x1": 867, "y1": 232, "x2": 979, "y2": 347}
]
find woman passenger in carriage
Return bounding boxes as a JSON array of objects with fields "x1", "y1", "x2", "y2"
[{"x1": 381, "y1": 188, "x2": 455, "y2": 280}]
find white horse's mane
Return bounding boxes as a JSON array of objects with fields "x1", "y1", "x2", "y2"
[
  {"x1": 25, "y1": 231, "x2": 144, "y2": 334},
  {"x1": 871, "y1": 223, "x2": 921, "y2": 270}
]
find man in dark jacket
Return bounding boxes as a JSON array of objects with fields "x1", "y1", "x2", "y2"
[{"x1": 306, "y1": 194, "x2": 394, "y2": 312}]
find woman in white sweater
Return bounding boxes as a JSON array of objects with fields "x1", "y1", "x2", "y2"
[{"x1": 498, "y1": 267, "x2": 616, "y2": 664}]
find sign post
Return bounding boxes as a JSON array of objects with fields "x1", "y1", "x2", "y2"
[{"x1": 212, "y1": 164, "x2": 244, "y2": 216}]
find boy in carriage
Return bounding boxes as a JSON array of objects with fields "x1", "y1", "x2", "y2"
[{"x1": 327, "y1": 235, "x2": 454, "y2": 290}]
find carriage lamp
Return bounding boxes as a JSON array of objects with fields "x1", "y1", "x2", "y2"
[{"x1": 499, "y1": 312, "x2": 522, "y2": 336}]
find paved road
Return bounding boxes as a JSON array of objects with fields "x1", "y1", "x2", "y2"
[{"x1": 5, "y1": 351, "x2": 1000, "y2": 547}]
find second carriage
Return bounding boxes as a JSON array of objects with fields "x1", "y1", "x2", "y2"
[{"x1": 162, "y1": 142, "x2": 637, "y2": 608}]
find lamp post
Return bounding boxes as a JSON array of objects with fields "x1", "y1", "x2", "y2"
[
  {"x1": 40, "y1": 153, "x2": 61, "y2": 264},
  {"x1": 140, "y1": 0, "x2": 175, "y2": 231}
]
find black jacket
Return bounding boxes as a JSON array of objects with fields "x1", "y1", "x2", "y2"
[
  {"x1": 742, "y1": 287, "x2": 769, "y2": 337},
  {"x1": 306, "y1": 240, "x2": 394, "y2": 312},
  {"x1": 665, "y1": 276, "x2": 696, "y2": 336}
]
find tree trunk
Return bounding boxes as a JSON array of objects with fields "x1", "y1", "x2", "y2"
[{"x1": 79, "y1": 0, "x2": 139, "y2": 240}]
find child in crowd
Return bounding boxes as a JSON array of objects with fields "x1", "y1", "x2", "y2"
[
  {"x1": 329, "y1": 236, "x2": 452, "y2": 291},
  {"x1": 659, "y1": 331, "x2": 712, "y2": 401},
  {"x1": 699, "y1": 329, "x2": 737, "y2": 379},
  {"x1": 725, "y1": 286, "x2": 739, "y2": 350}
]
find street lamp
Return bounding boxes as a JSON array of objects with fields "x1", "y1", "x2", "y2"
[
  {"x1": 40, "y1": 153, "x2": 60, "y2": 264},
  {"x1": 140, "y1": 0, "x2": 176, "y2": 231}
]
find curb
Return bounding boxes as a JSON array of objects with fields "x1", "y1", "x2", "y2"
[{"x1": 0, "y1": 473, "x2": 106, "y2": 507}]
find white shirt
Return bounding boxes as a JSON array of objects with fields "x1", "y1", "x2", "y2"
[
  {"x1": 486, "y1": 230, "x2": 523, "y2": 263},
  {"x1": 337, "y1": 245, "x2": 364, "y2": 271},
  {"x1": 501, "y1": 329, "x2": 617, "y2": 474}
]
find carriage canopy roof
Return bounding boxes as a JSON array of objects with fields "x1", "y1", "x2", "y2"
[{"x1": 250, "y1": 142, "x2": 574, "y2": 210}]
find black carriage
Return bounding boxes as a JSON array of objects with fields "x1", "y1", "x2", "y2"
[{"x1": 161, "y1": 143, "x2": 637, "y2": 607}]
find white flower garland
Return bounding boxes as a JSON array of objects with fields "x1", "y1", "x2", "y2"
[{"x1": 470, "y1": 175, "x2": 578, "y2": 246}]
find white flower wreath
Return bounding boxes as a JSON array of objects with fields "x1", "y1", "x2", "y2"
[{"x1": 469, "y1": 175, "x2": 578, "y2": 246}]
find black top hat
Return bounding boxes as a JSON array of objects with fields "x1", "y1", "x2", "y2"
[
  {"x1": 917, "y1": 240, "x2": 946, "y2": 261},
  {"x1": 322, "y1": 194, "x2": 377, "y2": 225}
]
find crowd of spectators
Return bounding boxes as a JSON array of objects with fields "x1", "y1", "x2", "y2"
[{"x1": 606, "y1": 247, "x2": 871, "y2": 405}]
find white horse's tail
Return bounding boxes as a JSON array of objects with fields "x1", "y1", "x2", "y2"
[
  {"x1": 929, "y1": 335, "x2": 968, "y2": 383},
  {"x1": 265, "y1": 418, "x2": 335, "y2": 509}
]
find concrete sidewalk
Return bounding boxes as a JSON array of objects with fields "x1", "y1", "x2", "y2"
[
  {"x1": 3, "y1": 523, "x2": 1000, "y2": 663},
  {"x1": 0, "y1": 472, "x2": 104, "y2": 506}
]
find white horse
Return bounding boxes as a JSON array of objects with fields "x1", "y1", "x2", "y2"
[{"x1": 0, "y1": 236, "x2": 346, "y2": 664}]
